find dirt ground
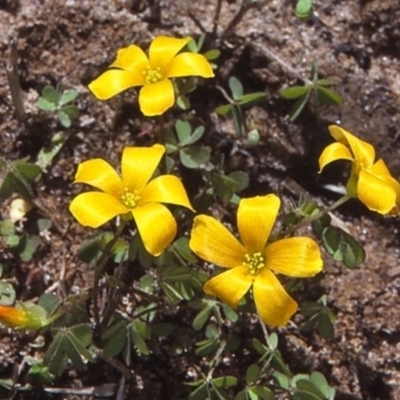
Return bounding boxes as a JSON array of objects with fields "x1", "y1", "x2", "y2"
[{"x1": 1, "y1": 0, "x2": 400, "y2": 399}]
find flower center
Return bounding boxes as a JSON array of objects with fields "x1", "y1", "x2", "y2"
[
  {"x1": 143, "y1": 67, "x2": 162, "y2": 84},
  {"x1": 120, "y1": 187, "x2": 141, "y2": 209},
  {"x1": 243, "y1": 252, "x2": 265, "y2": 275}
]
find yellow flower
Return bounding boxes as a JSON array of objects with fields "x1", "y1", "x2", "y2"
[
  {"x1": 189, "y1": 195, "x2": 323, "y2": 326},
  {"x1": 0, "y1": 304, "x2": 43, "y2": 330},
  {"x1": 88, "y1": 36, "x2": 214, "y2": 116},
  {"x1": 69, "y1": 144, "x2": 194, "y2": 256},
  {"x1": 319, "y1": 125, "x2": 400, "y2": 215}
]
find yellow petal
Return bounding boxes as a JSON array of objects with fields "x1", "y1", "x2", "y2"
[
  {"x1": 121, "y1": 145, "x2": 165, "y2": 193},
  {"x1": 253, "y1": 270, "x2": 298, "y2": 326},
  {"x1": 140, "y1": 175, "x2": 194, "y2": 211},
  {"x1": 189, "y1": 215, "x2": 246, "y2": 268},
  {"x1": 318, "y1": 142, "x2": 353, "y2": 172},
  {"x1": 149, "y1": 36, "x2": 191, "y2": 71},
  {"x1": 0, "y1": 305, "x2": 27, "y2": 328},
  {"x1": 69, "y1": 192, "x2": 128, "y2": 228},
  {"x1": 237, "y1": 195, "x2": 280, "y2": 253},
  {"x1": 370, "y1": 158, "x2": 391, "y2": 176},
  {"x1": 132, "y1": 203, "x2": 177, "y2": 256},
  {"x1": 138, "y1": 79, "x2": 175, "y2": 116},
  {"x1": 74, "y1": 158, "x2": 123, "y2": 195},
  {"x1": 203, "y1": 266, "x2": 253, "y2": 308},
  {"x1": 328, "y1": 125, "x2": 375, "y2": 168},
  {"x1": 265, "y1": 237, "x2": 323, "y2": 277},
  {"x1": 109, "y1": 44, "x2": 149, "y2": 74},
  {"x1": 88, "y1": 70, "x2": 143, "y2": 100},
  {"x1": 165, "y1": 52, "x2": 214, "y2": 78},
  {"x1": 357, "y1": 169, "x2": 396, "y2": 214}
]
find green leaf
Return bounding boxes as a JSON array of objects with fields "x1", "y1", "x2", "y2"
[
  {"x1": 316, "y1": 311, "x2": 334, "y2": 339},
  {"x1": 249, "y1": 385, "x2": 274, "y2": 399},
  {"x1": 16, "y1": 162, "x2": 41, "y2": 181},
  {"x1": 45, "y1": 333, "x2": 69, "y2": 376},
  {"x1": 59, "y1": 89, "x2": 78, "y2": 105},
  {"x1": 0, "y1": 220, "x2": 15, "y2": 236},
  {"x1": 252, "y1": 338, "x2": 268, "y2": 356},
  {"x1": 175, "y1": 119, "x2": 192, "y2": 143},
  {"x1": 36, "y1": 98, "x2": 57, "y2": 112},
  {"x1": 322, "y1": 226, "x2": 365, "y2": 268},
  {"x1": 295, "y1": 0, "x2": 313, "y2": 21},
  {"x1": 215, "y1": 104, "x2": 233, "y2": 116},
  {"x1": 181, "y1": 125, "x2": 205, "y2": 146},
  {"x1": 237, "y1": 92, "x2": 266, "y2": 107},
  {"x1": 38, "y1": 293, "x2": 61, "y2": 316},
  {"x1": 280, "y1": 85, "x2": 310, "y2": 99},
  {"x1": 0, "y1": 172, "x2": 16, "y2": 200},
  {"x1": 42, "y1": 85, "x2": 59, "y2": 104},
  {"x1": 37, "y1": 218, "x2": 52, "y2": 232},
  {"x1": 0, "y1": 282, "x2": 16, "y2": 306},
  {"x1": 231, "y1": 106, "x2": 244, "y2": 136},
  {"x1": 273, "y1": 371, "x2": 290, "y2": 390},
  {"x1": 101, "y1": 320, "x2": 128, "y2": 359},
  {"x1": 17, "y1": 234, "x2": 40, "y2": 262},
  {"x1": 195, "y1": 338, "x2": 219, "y2": 356},
  {"x1": 229, "y1": 76, "x2": 244, "y2": 99},
  {"x1": 176, "y1": 95, "x2": 191, "y2": 110},
  {"x1": 204, "y1": 49, "x2": 221, "y2": 61},
  {"x1": 289, "y1": 92, "x2": 310, "y2": 121},
  {"x1": 58, "y1": 110, "x2": 72, "y2": 128},
  {"x1": 296, "y1": 377, "x2": 326, "y2": 398},
  {"x1": 292, "y1": 389, "x2": 322, "y2": 400},
  {"x1": 172, "y1": 237, "x2": 198, "y2": 263},
  {"x1": 61, "y1": 104, "x2": 79, "y2": 120},
  {"x1": 246, "y1": 364, "x2": 260, "y2": 385},
  {"x1": 227, "y1": 171, "x2": 249, "y2": 192},
  {"x1": 310, "y1": 372, "x2": 332, "y2": 397},
  {"x1": 36, "y1": 131, "x2": 69, "y2": 170},
  {"x1": 315, "y1": 79, "x2": 338, "y2": 87},
  {"x1": 267, "y1": 332, "x2": 278, "y2": 350},
  {"x1": 211, "y1": 174, "x2": 234, "y2": 201},
  {"x1": 221, "y1": 303, "x2": 238, "y2": 323},
  {"x1": 130, "y1": 320, "x2": 150, "y2": 355},
  {"x1": 212, "y1": 376, "x2": 238, "y2": 388},
  {"x1": 26, "y1": 363, "x2": 55, "y2": 386},
  {"x1": 192, "y1": 302, "x2": 213, "y2": 331},
  {"x1": 180, "y1": 146, "x2": 210, "y2": 168},
  {"x1": 316, "y1": 86, "x2": 344, "y2": 106}
]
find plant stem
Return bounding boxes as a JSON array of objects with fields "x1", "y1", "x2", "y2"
[
  {"x1": 281, "y1": 194, "x2": 351, "y2": 237},
  {"x1": 6, "y1": 39, "x2": 25, "y2": 121},
  {"x1": 93, "y1": 221, "x2": 127, "y2": 325}
]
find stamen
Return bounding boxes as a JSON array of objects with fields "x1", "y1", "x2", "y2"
[
  {"x1": 120, "y1": 187, "x2": 140, "y2": 209},
  {"x1": 143, "y1": 67, "x2": 162, "y2": 84},
  {"x1": 243, "y1": 252, "x2": 265, "y2": 275}
]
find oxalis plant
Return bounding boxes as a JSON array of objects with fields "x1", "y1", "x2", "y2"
[{"x1": 1, "y1": 25, "x2": 400, "y2": 400}]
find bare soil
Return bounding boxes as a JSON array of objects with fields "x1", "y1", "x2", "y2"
[{"x1": 1, "y1": 1, "x2": 400, "y2": 399}]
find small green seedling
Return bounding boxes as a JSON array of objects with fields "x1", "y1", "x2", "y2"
[
  {"x1": 295, "y1": 0, "x2": 313, "y2": 21},
  {"x1": 280, "y1": 60, "x2": 344, "y2": 121},
  {"x1": 36, "y1": 84, "x2": 79, "y2": 128},
  {"x1": 165, "y1": 119, "x2": 210, "y2": 169},
  {"x1": 215, "y1": 76, "x2": 265, "y2": 138}
]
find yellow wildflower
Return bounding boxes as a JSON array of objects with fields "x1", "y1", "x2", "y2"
[
  {"x1": 69, "y1": 144, "x2": 194, "y2": 256},
  {"x1": 189, "y1": 195, "x2": 323, "y2": 326},
  {"x1": 319, "y1": 125, "x2": 400, "y2": 215},
  {"x1": 88, "y1": 36, "x2": 214, "y2": 116}
]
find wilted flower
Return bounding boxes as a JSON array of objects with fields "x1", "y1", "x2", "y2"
[
  {"x1": 88, "y1": 36, "x2": 214, "y2": 116},
  {"x1": 69, "y1": 144, "x2": 194, "y2": 256},
  {"x1": 189, "y1": 195, "x2": 323, "y2": 326},
  {"x1": 0, "y1": 304, "x2": 45, "y2": 330},
  {"x1": 319, "y1": 125, "x2": 400, "y2": 215}
]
